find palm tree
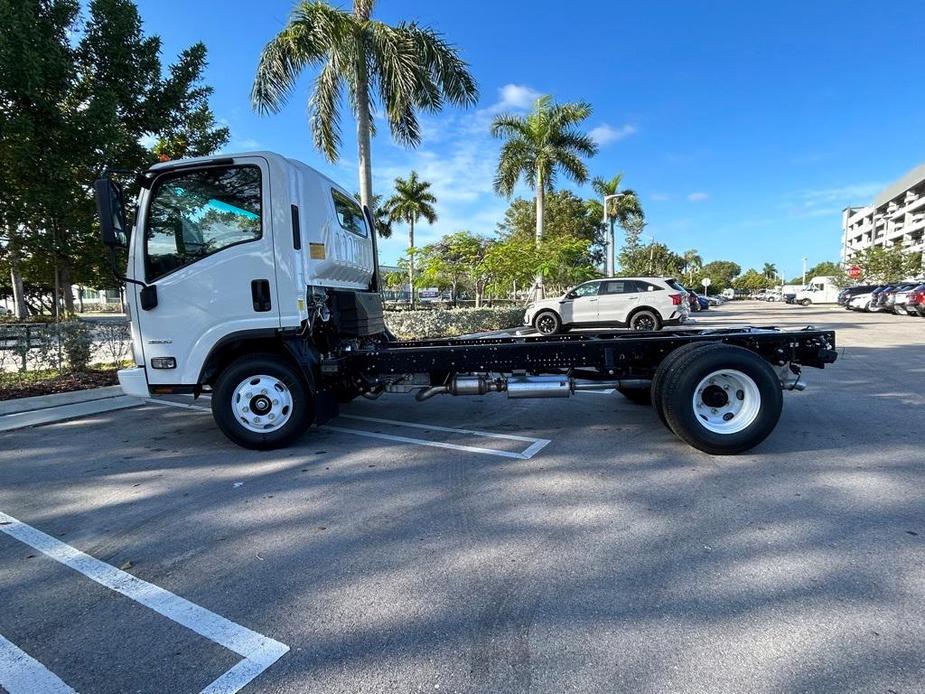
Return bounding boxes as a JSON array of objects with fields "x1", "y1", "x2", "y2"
[
  {"x1": 252, "y1": 0, "x2": 477, "y2": 219},
  {"x1": 683, "y1": 249, "x2": 703, "y2": 284},
  {"x1": 491, "y1": 95, "x2": 597, "y2": 299},
  {"x1": 762, "y1": 262, "x2": 778, "y2": 281},
  {"x1": 384, "y1": 171, "x2": 436, "y2": 307},
  {"x1": 592, "y1": 173, "x2": 643, "y2": 276}
]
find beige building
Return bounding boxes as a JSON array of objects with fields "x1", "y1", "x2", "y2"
[{"x1": 842, "y1": 162, "x2": 925, "y2": 263}]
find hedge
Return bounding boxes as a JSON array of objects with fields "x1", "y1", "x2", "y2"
[{"x1": 384, "y1": 306, "x2": 525, "y2": 339}]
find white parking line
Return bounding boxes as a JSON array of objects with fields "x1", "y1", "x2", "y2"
[
  {"x1": 145, "y1": 399, "x2": 551, "y2": 460},
  {"x1": 0, "y1": 511, "x2": 288, "y2": 694},
  {"x1": 328, "y1": 415, "x2": 551, "y2": 460},
  {"x1": 0, "y1": 633, "x2": 76, "y2": 694}
]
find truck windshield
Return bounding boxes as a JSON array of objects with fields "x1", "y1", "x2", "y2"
[{"x1": 145, "y1": 165, "x2": 262, "y2": 281}]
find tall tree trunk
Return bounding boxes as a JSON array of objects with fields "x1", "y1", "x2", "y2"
[
  {"x1": 53, "y1": 259, "x2": 61, "y2": 321},
  {"x1": 353, "y1": 2, "x2": 374, "y2": 220},
  {"x1": 60, "y1": 262, "x2": 75, "y2": 315},
  {"x1": 609, "y1": 218, "x2": 616, "y2": 277},
  {"x1": 534, "y1": 174, "x2": 545, "y2": 300},
  {"x1": 408, "y1": 218, "x2": 415, "y2": 308},
  {"x1": 10, "y1": 263, "x2": 28, "y2": 319}
]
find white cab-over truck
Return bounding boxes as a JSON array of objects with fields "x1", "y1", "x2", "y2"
[{"x1": 94, "y1": 151, "x2": 837, "y2": 455}]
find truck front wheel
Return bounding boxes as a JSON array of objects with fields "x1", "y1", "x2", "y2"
[
  {"x1": 211, "y1": 354, "x2": 313, "y2": 450},
  {"x1": 659, "y1": 345, "x2": 782, "y2": 455}
]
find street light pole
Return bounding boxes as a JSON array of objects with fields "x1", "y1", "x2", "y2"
[
  {"x1": 602, "y1": 193, "x2": 624, "y2": 277},
  {"x1": 802, "y1": 257, "x2": 807, "y2": 285}
]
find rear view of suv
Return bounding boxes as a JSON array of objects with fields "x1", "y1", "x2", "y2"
[{"x1": 524, "y1": 277, "x2": 690, "y2": 334}]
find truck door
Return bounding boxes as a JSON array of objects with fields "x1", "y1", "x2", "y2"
[{"x1": 131, "y1": 158, "x2": 279, "y2": 386}]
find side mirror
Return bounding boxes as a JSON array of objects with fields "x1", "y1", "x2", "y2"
[{"x1": 94, "y1": 178, "x2": 128, "y2": 248}]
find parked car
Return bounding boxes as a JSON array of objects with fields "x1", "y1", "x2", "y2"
[
  {"x1": 838, "y1": 284, "x2": 879, "y2": 307},
  {"x1": 524, "y1": 277, "x2": 690, "y2": 334},
  {"x1": 889, "y1": 284, "x2": 919, "y2": 314},
  {"x1": 909, "y1": 285, "x2": 925, "y2": 316},
  {"x1": 865, "y1": 285, "x2": 892, "y2": 312},
  {"x1": 706, "y1": 295, "x2": 725, "y2": 306},
  {"x1": 795, "y1": 276, "x2": 841, "y2": 305},
  {"x1": 694, "y1": 293, "x2": 710, "y2": 310}
]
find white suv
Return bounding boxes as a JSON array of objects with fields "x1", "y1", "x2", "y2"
[{"x1": 524, "y1": 277, "x2": 690, "y2": 334}]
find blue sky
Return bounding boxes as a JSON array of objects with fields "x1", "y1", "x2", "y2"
[{"x1": 136, "y1": 0, "x2": 925, "y2": 277}]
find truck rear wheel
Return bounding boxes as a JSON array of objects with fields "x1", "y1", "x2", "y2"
[
  {"x1": 211, "y1": 354, "x2": 312, "y2": 450},
  {"x1": 651, "y1": 342, "x2": 724, "y2": 427},
  {"x1": 659, "y1": 344, "x2": 782, "y2": 455}
]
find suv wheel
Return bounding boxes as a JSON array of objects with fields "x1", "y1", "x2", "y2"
[
  {"x1": 533, "y1": 311, "x2": 562, "y2": 335},
  {"x1": 629, "y1": 309, "x2": 661, "y2": 331}
]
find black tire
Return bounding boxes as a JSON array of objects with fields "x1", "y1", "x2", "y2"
[
  {"x1": 211, "y1": 353, "x2": 312, "y2": 450},
  {"x1": 799, "y1": 298, "x2": 811, "y2": 306},
  {"x1": 533, "y1": 310, "x2": 562, "y2": 335},
  {"x1": 628, "y1": 309, "x2": 662, "y2": 331},
  {"x1": 651, "y1": 342, "x2": 726, "y2": 428},
  {"x1": 617, "y1": 386, "x2": 652, "y2": 405},
  {"x1": 659, "y1": 345, "x2": 783, "y2": 455}
]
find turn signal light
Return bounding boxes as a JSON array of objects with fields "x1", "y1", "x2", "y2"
[{"x1": 151, "y1": 357, "x2": 177, "y2": 369}]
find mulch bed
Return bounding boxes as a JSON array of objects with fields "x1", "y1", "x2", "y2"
[{"x1": 0, "y1": 369, "x2": 119, "y2": 401}]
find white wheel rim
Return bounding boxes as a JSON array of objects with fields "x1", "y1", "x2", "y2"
[
  {"x1": 691, "y1": 369, "x2": 761, "y2": 435},
  {"x1": 231, "y1": 374, "x2": 293, "y2": 433}
]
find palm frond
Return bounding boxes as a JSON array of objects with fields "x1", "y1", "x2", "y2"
[
  {"x1": 251, "y1": 1, "x2": 348, "y2": 115},
  {"x1": 309, "y1": 59, "x2": 343, "y2": 162}
]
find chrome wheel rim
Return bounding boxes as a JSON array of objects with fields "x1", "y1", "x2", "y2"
[
  {"x1": 536, "y1": 314, "x2": 557, "y2": 334},
  {"x1": 231, "y1": 374, "x2": 293, "y2": 433},
  {"x1": 692, "y1": 369, "x2": 761, "y2": 434}
]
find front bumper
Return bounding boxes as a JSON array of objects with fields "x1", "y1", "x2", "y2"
[{"x1": 117, "y1": 367, "x2": 150, "y2": 398}]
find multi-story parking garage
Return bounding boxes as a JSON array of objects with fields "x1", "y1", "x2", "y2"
[{"x1": 842, "y1": 162, "x2": 925, "y2": 262}]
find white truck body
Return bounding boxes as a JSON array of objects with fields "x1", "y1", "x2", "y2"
[{"x1": 795, "y1": 276, "x2": 840, "y2": 305}]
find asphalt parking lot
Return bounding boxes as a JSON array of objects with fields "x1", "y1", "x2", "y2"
[{"x1": 1, "y1": 302, "x2": 924, "y2": 693}]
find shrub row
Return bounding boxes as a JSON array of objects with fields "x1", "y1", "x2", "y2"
[{"x1": 384, "y1": 306, "x2": 525, "y2": 339}]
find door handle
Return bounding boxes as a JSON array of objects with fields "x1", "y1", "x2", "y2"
[
  {"x1": 589, "y1": 298, "x2": 599, "y2": 302},
  {"x1": 251, "y1": 279, "x2": 272, "y2": 312}
]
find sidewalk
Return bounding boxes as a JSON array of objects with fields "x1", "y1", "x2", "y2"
[{"x1": 0, "y1": 386, "x2": 141, "y2": 433}]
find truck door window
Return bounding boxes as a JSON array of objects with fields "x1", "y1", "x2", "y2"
[
  {"x1": 145, "y1": 165, "x2": 262, "y2": 281},
  {"x1": 331, "y1": 190, "x2": 368, "y2": 237}
]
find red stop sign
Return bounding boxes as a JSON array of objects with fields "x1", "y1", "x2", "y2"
[{"x1": 848, "y1": 265, "x2": 862, "y2": 279}]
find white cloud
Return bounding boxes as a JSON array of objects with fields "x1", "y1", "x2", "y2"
[
  {"x1": 589, "y1": 123, "x2": 637, "y2": 146},
  {"x1": 687, "y1": 192, "x2": 709, "y2": 202},
  {"x1": 494, "y1": 84, "x2": 543, "y2": 111},
  {"x1": 650, "y1": 193, "x2": 671, "y2": 201},
  {"x1": 780, "y1": 181, "x2": 885, "y2": 220}
]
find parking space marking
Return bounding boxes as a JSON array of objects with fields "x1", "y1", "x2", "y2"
[
  {"x1": 145, "y1": 399, "x2": 551, "y2": 459},
  {"x1": 0, "y1": 511, "x2": 288, "y2": 694},
  {"x1": 326, "y1": 415, "x2": 551, "y2": 460},
  {"x1": 0, "y1": 633, "x2": 76, "y2": 694}
]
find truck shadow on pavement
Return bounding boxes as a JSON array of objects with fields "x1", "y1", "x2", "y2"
[{"x1": 0, "y1": 342, "x2": 922, "y2": 692}]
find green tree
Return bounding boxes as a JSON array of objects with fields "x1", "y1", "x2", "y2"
[
  {"x1": 497, "y1": 190, "x2": 605, "y2": 265},
  {"x1": 698, "y1": 260, "x2": 742, "y2": 292},
  {"x1": 618, "y1": 242, "x2": 684, "y2": 278},
  {"x1": 383, "y1": 171, "x2": 436, "y2": 307},
  {"x1": 491, "y1": 95, "x2": 597, "y2": 299},
  {"x1": 251, "y1": 0, "x2": 477, "y2": 223},
  {"x1": 0, "y1": 0, "x2": 227, "y2": 318},
  {"x1": 590, "y1": 173, "x2": 643, "y2": 275},
  {"x1": 849, "y1": 246, "x2": 919, "y2": 283},
  {"x1": 736, "y1": 268, "x2": 771, "y2": 292},
  {"x1": 762, "y1": 262, "x2": 778, "y2": 281},
  {"x1": 416, "y1": 231, "x2": 492, "y2": 305}
]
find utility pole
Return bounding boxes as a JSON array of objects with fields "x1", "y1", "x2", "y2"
[{"x1": 802, "y1": 257, "x2": 807, "y2": 285}]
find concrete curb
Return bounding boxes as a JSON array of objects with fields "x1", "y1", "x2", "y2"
[
  {"x1": 0, "y1": 395, "x2": 142, "y2": 433},
  {"x1": 0, "y1": 386, "x2": 125, "y2": 417}
]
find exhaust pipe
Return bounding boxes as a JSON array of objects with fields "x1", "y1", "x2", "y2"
[{"x1": 414, "y1": 375, "x2": 652, "y2": 400}]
